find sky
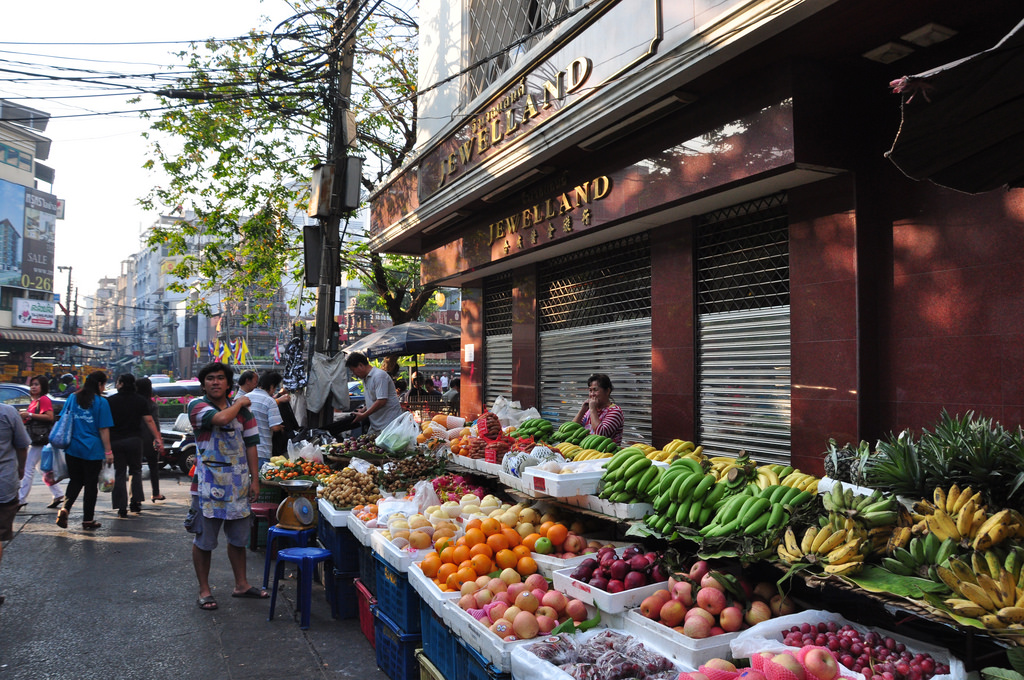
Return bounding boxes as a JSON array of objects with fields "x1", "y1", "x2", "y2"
[{"x1": 1, "y1": 0, "x2": 300, "y2": 309}]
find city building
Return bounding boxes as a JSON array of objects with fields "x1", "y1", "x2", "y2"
[{"x1": 368, "y1": 1, "x2": 1024, "y2": 472}]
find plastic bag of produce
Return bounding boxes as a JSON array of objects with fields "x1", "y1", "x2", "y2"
[
  {"x1": 410, "y1": 478, "x2": 441, "y2": 513},
  {"x1": 729, "y1": 610, "x2": 964, "y2": 680},
  {"x1": 375, "y1": 411, "x2": 419, "y2": 453},
  {"x1": 287, "y1": 439, "x2": 324, "y2": 463}
]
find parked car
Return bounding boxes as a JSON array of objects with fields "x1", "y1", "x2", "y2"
[{"x1": 0, "y1": 382, "x2": 66, "y2": 415}]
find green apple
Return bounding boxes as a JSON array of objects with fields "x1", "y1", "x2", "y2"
[{"x1": 534, "y1": 537, "x2": 554, "y2": 555}]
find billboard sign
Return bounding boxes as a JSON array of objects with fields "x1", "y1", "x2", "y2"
[
  {"x1": 13, "y1": 298, "x2": 57, "y2": 329},
  {"x1": 0, "y1": 177, "x2": 57, "y2": 292}
]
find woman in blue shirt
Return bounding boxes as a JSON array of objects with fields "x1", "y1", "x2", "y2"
[{"x1": 56, "y1": 371, "x2": 114, "y2": 530}]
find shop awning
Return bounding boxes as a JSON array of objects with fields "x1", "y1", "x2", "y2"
[
  {"x1": 885, "y1": 18, "x2": 1024, "y2": 194},
  {"x1": 0, "y1": 329, "x2": 110, "y2": 351}
]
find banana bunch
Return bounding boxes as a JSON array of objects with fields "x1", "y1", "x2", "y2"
[
  {"x1": 937, "y1": 547, "x2": 1024, "y2": 630},
  {"x1": 779, "y1": 469, "x2": 821, "y2": 492},
  {"x1": 819, "y1": 512, "x2": 891, "y2": 556},
  {"x1": 551, "y1": 421, "x2": 587, "y2": 444},
  {"x1": 698, "y1": 483, "x2": 813, "y2": 539},
  {"x1": 708, "y1": 451, "x2": 760, "y2": 489},
  {"x1": 598, "y1": 447, "x2": 663, "y2": 503},
  {"x1": 778, "y1": 525, "x2": 869, "y2": 575},
  {"x1": 663, "y1": 439, "x2": 697, "y2": 456},
  {"x1": 554, "y1": 442, "x2": 582, "y2": 459},
  {"x1": 573, "y1": 448, "x2": 614, "y2": 461},
  {"x1": 644, "y1": 458, "x2": 722, "y2": 534},
  {"x1": 753, "y1": 465, "x2": 781, "y2": 490},
  {"x1": 914, "y1": 485, "x2": 1024, "y2": 550},
  {"x1": 822, "y1": 483, "x2": 900, "y2": 527},
  {"x1": 882, "y1": 533, "x2": 958, "y2": 581}
]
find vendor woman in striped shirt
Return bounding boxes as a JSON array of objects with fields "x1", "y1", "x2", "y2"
[{"x1": 572, "y1": 373, "x2": 624, "y2": 444}]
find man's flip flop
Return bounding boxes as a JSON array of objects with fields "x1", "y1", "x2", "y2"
[
  {"x1": 232, "y1": 586, "x2": 269, "y2": 599},
  {"x1": 197, "y1": 596, "x2": 218, "y2": 610}
]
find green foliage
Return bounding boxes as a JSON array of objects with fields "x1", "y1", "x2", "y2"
[{"x1": 138, "y1": 1, "x2": 425, "y2": 325}]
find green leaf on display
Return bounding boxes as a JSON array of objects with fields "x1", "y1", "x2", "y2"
[
  {"x1": 1009, "y1": 648, "x2": 1024, "y2": 676},
  {"x1": 625, "y1": 522, "x2": 658, "y2": 539},
  {"x1": 980, "y1": 668, "x2": 1024, "y2": 680},
  {"x1": 846, "y1": 565, "x2": 950, "y2": 598},
  {"x1": 921, "y1": 593, "x2": 987, "y2": 630}
]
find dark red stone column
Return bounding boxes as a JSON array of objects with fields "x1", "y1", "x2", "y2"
[
  {"x1": 788, "y1": 175, "x2": 859, "y2": 474},
  {"x1": 460, "y1": 285, "x2": 484, "y2": 420},
  {"x1": 512, "y1": 265, "x2": 538, "y2": 407},
  {"x1": 650, "y1": 219, "x2": 695, "y2": 449}
]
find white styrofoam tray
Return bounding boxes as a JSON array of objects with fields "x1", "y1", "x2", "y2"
[
  {"x1": 370, "y1": 528, "x2": 433, "y2": 572},
  {"x1": 407, "y1": 560, "x2": 460, "y2": 617},
  {"x1": 622, "y1": 607, "x2": 740, "y2": 670},
  {"x1": 317, "y1": 497, "x2": 351, "y2": 527},
  {"x1": 511, "y1": 626, "x2": 685, "y2": 680},
  {"x1": 477, "y1": 460, "x2": 503, "y2": 476},
  {"x1": 531, "y1": 541, "x2": 633, "y2": 579},
  {"x1": 498, "y1": 471, "x2": 540, "y2": 496},
  {"x1": 571, "y1": 494, "x2": 654, "y2": 519},
  {"x1": 521, "y1": 468, "x2": 603, "y2": 498},
  {"x1": 551, "y1": 566, "x2": 667, "y2": 614},
  {"x1": 346, "y1": 511, "x2": 382, "y2": 547}
]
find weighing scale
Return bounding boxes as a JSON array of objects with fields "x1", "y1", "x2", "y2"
[{"x1": 276, "y1": 479, "x2": 318, "y2": 530}]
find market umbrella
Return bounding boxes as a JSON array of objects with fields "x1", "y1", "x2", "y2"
[
  {"x1": 885, "y1": 18, "x2": 1024, "y2": 194},
  {"x1": 341, "y1": 321, "x2": 461, "y2": 359}
]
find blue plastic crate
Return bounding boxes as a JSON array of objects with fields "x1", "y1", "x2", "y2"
[
  {"x1": 456, "y1": 639, "x2": 510, "y2": 680},
  {"x1": 373, "y1": 553, "x2": 422, "y2": 634},
  {"x1": 318, "y1": 513, "x2": 359, "y2": 572},
  {"x1": 326, "y1": 568, "x2": 360, "y2": 619},
  {"x1": 359, "y1": 543, "x2": 377, "y2": 595},
  {"x1": 419, "y1": 604, "x2": 458, "y2": 680},
  {"x1": 373, "y1": 605, "x2": 422, "y2": 680}
]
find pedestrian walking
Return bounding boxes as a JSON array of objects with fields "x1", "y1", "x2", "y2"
[
  {"x1": 56, "y1": 371, "x2": 113, "y2": 531},
  {"x1": 0, "y1": 402, "x2": 29, "y2": 608},
  {"x1": 136, "y1": 378, "x2": 166, "y2": 501},
  {"x1": 18, "y1": 375, "x2": 65, "y2": 509},
  {"x1": 107, "y1": 374, "x2": 163, "y2": 518}
]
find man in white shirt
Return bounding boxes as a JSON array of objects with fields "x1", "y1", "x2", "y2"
[
  {"x1": 246, "y1": 372, "x2": 283, "y2": 468},
  {"x1": 236, "y1": 370, "x2": 258, "y2": 396},
  {"x1": 345, "y1": 353, "x2": 403, "y2": 436}
]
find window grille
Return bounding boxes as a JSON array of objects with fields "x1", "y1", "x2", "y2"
[
  {"x1": 466, "y1": 0, "x2": 576, "y2": 103},
  {"x1": 483, "y1": 271, "x2": 513, "y2": 406}
]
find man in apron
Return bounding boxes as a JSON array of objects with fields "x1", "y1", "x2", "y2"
[{"x1": 188, "y1": 362, "x2": 266, "y2": 611}]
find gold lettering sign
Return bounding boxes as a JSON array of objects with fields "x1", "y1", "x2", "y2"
[
  {"x1": 487, "y1": 176, "x2": 612, "y2": 246},
  {"x1": 437, "y1": 57, "x2": 592, "y2": 190}
]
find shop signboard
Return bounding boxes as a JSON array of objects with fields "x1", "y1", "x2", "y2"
[
  {"x1": 0, "y1": 177, "x2": 58, "y2": 292},
  {"x1": 13, "y1": 298, "x2": 57, "y2": 329}
]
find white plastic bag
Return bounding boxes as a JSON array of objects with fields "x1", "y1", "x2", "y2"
[
  {"x1": 410, "y1": 479, "x2": 442, "y2": 514},
  {"x1": 510, "y1": 406, "x2": 540, "y2": 427},
  {"x1": 348, "y1": 457, "x2": 374, "y2": 474},
  {"x1": 375, "y1": 411, "x2": 419, "y2": 453},
  {"x1": 99, "y1": 463, "x2": 115, "y2": 493},
  {"x1": 288, "y1": 440, "x2": 324, "y2": 463}
]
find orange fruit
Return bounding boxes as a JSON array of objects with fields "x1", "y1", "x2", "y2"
[
  {"x1": 456, "y1": 566, "x2": 478, "y2": 586},
  {"x1": 521, "y1": 533, "x2": 542, "y2": 552},
  {"x1": 439, "y1": 546, "x2": 456, "y2": 564},
  {"x1": 452, "y1": 545, "x2": 470, "y2": 564},
  {"x1": 495, "y1": 549, "x2": 518, "y2": 570},
  {"x1": 446, "y1": 572, "x2": 463, "y2": 591},
  {"x1": 470, "y1": 543, "x2": 493, "y2": 559},
  {"x1": 421, "y1": 556, "x2": 441, "y2": 579},
  {"x1": 537, "y1": 521, "x2": 555, "y2": 537},
  {"x1": 437, "y1": 562, "x2": 458, "y2": 584},
  {"x1": 455, "y1": 536, "x2": 467, "y2": 547},
  {"x1": 435, "y1": 536, "x2": 454, "y2": 552},
  {"x1": 501, "y1": 527, "x2": 521, "y2": 548},
  {"x1": 480, "y1": 518, "x2": 501, "y2": 536},
  {"x1": 512, "y1": 544, "x2": 531, "y2": 560},
  {"x1": 517, "y1": 555, "x2": 538, "y2": 576},
  {"x1": 464, "y1": 528, "x2": 485, "y2": 547},
  {"x1": 458, "y1": 559, "x2": 474, "y2": 573},
  {"x1": 465, "y1": 518, "x2": 483, "y2": 531},
  {"x1": 486, "y1": 533, "x2": 509, "y2": 554},
  {"x1": 471, "y1": 554, "x2": 493, "y2": 576},
  {"x1": 546, "y1": 524, "x2": 568, "y2": 547}
]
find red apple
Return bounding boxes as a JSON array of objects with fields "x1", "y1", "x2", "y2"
[
  {"x1": 753, "y1": 581, "x2": 776, "y2": 601},
  {"x1": 745, "y1": 599, "x2": 772, "y2": 626},
  {"x1": 565, "y1": 598, "x2": 588, "y2": 622},
  {"x1": 541, "y1": 590, "x2": 568, "y2": 613},
  {"x1": 803, "y1": 649, "x2": 839, "y2": 680},
  {"x1": 718, "y1": 605, "x2": 744, "y2": 632},
  {"x1": 672, "y1": 580, "x2": 695, "y2": 606},
  {"x1": 738, "y1": 670, "x2": 768, "y2": 680},
  {"x1": 689, "y1": 560, "x2": 709, "y2": 581},
  {"x1": 641, "y1": 594, "x2": 666, "y2": 620},
  {"x1": 659, "y1": 600, "x2": 686, "y2": 627},
  {"x1": 700, "y1": 571, "x2": 725, "y2": 591},
  {"x1": 696, "y1": 586, "x2": 727, "y2": 615},
  {"x1": 704, "y1": 659, "x2": 737, "y2": 672},
  {"x1": 770, "y1": 594, "x2": 797, "y2": 616},
  {"x1": 770, "y1": 653, "x2": 806, "y2": 680}
]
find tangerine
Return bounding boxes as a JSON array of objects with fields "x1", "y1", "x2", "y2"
[
  {"x1": 480, "y1": 518, "x2": 501, "y2": 536},
  {"x1": 435, "y1": 536, "x2": 454, "y2": 552},
  {"x1": 512, "y1": 544, "x2": 531, "y2": 560},
  {"x1": 517, "y1": 555, "x2": 538, "y2": 576},
  {"x1": 537, "y1": 521, "x2": 555, "y2": 537},
  {"x1": 521, "y1": 533, "x2": 542, "y2": 552},
  {"x1": 495, "y1": 549, "x2": 518, "y2": 570},
  {"x1": 456, "y1": 566, "x2": 478, "y2": 586},
  {"x1": 470, "y1": 543, "x2": 494, "y2": 559},
  {"x1": 439, "y1": 546, "x2": 456, "y2": 564},
  {"x1": 437, "y1": 562, "x2": 458, "y2": 584},
  {"x1": 471, "y1": 554, "x2": 493, "y2": 576},
  {"x1": 501, "y1": 527, "x2": 521, "y2": 548},
  {"x1": 421, "y1": 556, "x2": 441, "y2": 579},
  {"x1": 464, "y1": 528, "x2": 486, "y2": 547},
  {"x1": 486, "y1": 533, "x2": 510, "y2": 554},
  {"x1": 546, "y1": 524, "x2": 568, "y2": 547},
  {"x1": 452, "y1": 545, "x2": 471, "y2": 564},
  {"x1": 446, "y1": 572, "x2": 463, "y2": 591},
  {"x1": 465, "y1": 518, "x2": 483, "y2": 531}
]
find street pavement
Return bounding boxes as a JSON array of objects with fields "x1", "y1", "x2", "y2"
[{"x1": 1, "y1": 469, "x2": 387, "y2": 680}]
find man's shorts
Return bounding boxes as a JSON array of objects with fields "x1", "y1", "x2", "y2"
[
  {"x1": 0, "y1": 497, "x2": 19, "y2": 541},
  {"x1": 192, "y1": 511, "x2": 252, "y2": 551}
]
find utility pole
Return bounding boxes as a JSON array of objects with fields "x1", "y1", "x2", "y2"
[
  {"x1": 57, "y1": 265, "x2": 72, "y2": 334},
  {"x1": 312, "y1": 1, "x2": 358, "y2": 426}
]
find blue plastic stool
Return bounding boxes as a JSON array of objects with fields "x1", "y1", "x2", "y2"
[
  {"x1": 262, "y1": 525, "x2": 317, "y2": 589},
  {"x1": 268, "y1": 546, "x2": 332, "y2": 630}
]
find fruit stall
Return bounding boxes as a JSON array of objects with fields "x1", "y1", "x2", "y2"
[{"x1": 276, "y1": 408, "x2": 1024, "y2": 680}]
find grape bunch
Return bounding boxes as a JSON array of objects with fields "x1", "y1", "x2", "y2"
[{"x1": 781, "y1": 622, "x2": 950, "y2": 680}]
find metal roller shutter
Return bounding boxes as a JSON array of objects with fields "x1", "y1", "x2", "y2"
[
  {"x1": 695, "y1": 194, "x2": 791, "y2": 464},
  {"x1": 483, "y1": 272, "x2": 513, "y2": 408},
  {"x1": 538, "y1": 234, "x2": 652, "y2": 443}
]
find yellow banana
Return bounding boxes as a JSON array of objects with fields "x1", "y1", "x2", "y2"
[
  {"x1": 826, "y1": 539, "x2": 863, "y2": 565},
  {"x1": 801, "y1": 526, "x2": 819, "y2": 555},
  {"x1": 810, "y1": 526, "x2": 834, "y2": 554},
  {"x1": 959, "y1": 581, "x2": 996, "y2": 611},
  {"x1": 926, "y1": 509, "x2": 961, "y2": 542},
  {"x1": 784, "y1": 527, "x2": 803, "y2": 556},
  {"x1": 935, "y1": 566, "x2": 962, "y2": 592},
  {"x1": 816, "y1": 528, "x2": 849, "y2": 555},
  {"x1": 977, "y1": 573, "x2": 1012, "y2": 609},
  {"x1": 777, "y1": 545, "x2": 803, "y2": 564},
  {"x1": 956, "y1": 498, "x2": 976, "y2": 537},
  {"x1": 933, "y1": 486, "x2": 948, "y2": 511},
  {"x1": 824, "y1": 560, "x2": 864, "y2": 576},
  {"x1": 944, "y1": 484, "x2": 961, "y2": 514},
  {"x1": 997, "y1": 606, "x2": 1024, "y2": 624},
  {"x1": 945, "y1": 598, "x2": 988, "y2": 618},
  {"x1": 973, "y1": 510, "x2": 1015, "y2": 551},
  {"x1": 947, "y1": 557, "x2": 979, "y2": 585}
]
